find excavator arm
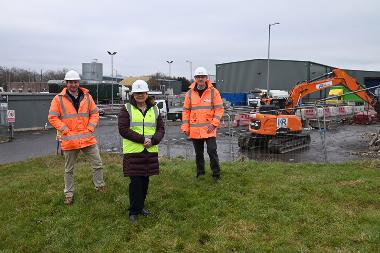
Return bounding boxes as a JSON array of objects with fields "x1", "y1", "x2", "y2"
[{"x1": 285, "y1": 69, "x2": 379, "y2": 113}]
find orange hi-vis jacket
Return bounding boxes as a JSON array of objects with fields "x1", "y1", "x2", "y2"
[
  {"x1": 181, "y1": 80, "x2": 224, "y2": 139},
  {"x1": 48, "y1": 87, "x2": 99, "y2": 151}
]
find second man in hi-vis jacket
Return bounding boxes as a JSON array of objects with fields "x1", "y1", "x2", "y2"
[{"x1": 181, "y1": 67, "x2": 224, "y2": 182}]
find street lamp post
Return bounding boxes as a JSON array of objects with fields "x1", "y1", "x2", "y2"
[
  {"x1": 107, "y1": 51, "x2": 117, "y2": 108},
  {"x1": 166, "y1": 60, "x2": 173, "y2": 77},
  {"x1": 266, "y1": 22, "x2": 280, "y2": 96},
  {"x1": 186, "y1": 60, "x2": 193, "y2": 81}
]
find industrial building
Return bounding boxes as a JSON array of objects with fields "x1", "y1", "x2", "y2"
[
  {"x1": 216, "y1": 59, "x2": 380, "y2": 104},
  {"x1": 48, "y1": 60, "x2": 123, "y2": 104},
  {"x1": 49, "y1": 60, "x2": 183, "y2": 102}
]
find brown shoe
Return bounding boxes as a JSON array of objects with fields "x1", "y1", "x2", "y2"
[
  {"x1": 96, "y1": 186, "x2": 106, "y2": 193},
  {"x1": 64, "y1": 196, "x2": 73, "y2": 205}
]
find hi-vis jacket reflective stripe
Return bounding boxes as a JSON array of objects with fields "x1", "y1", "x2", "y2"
[
  {"x1": 123, "y1": 103, "x2": 159, "y2": 153},
  {"x1": 48, "y1": 87, "x2": 99, "y2": 151},
  {"x1": 181, "y1": 80, "x2": 224, "y2": 139}
]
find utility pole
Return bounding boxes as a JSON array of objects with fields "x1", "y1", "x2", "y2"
[
  {"x1": 107, "y1": 51, "x2": 117, "y2": 108},
  {"x1": 166, "y1": 60, "x2": 173, "y2": 77},
  {"x1": 266, "y1": 22, "x2": 280, "y2": 95}
]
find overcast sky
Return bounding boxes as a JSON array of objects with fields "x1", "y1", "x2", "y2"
[{"x1": 1, "y1": 0, "x2": 379, "y2": 79}]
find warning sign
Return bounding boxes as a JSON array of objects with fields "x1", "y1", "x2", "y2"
[{"x1": 7, "y1": 110, "x2": 15, "y2": 123}]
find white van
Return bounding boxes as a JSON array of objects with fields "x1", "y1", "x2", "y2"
[{"x1": 155, "y1": 99, "x2": 182, "y2": 121}]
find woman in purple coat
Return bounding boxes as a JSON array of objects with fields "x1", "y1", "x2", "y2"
[{"x1": 118, "y1": 80, "x2": 165, "y2": 223}]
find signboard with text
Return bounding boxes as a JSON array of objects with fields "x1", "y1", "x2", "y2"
[{"x1": 7, "y1": 110, "x2": 15, "y2": 123}]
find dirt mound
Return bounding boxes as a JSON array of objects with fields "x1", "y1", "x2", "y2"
[{"x1": 358, "y1": 132, "x2": 380, "y2": 157}]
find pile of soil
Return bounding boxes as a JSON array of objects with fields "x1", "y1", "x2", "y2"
[{"x1": 358, "y1": 132, "x2": 380, "y2": 157}]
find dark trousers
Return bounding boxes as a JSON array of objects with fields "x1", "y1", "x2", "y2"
[
  {"x1": 128, "y1": 176, "x2": 149, "y2": 216},
  {"x1": 192, "y1": 137, "x2": 220, "y2": 178}
]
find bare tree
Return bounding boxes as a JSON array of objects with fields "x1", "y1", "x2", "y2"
[
  {"x1": 148, "y1": 72, "x2": 190, "y2": 92},
  {"x1": 42, "y1": 69, "x2": 67, "y2": 81},
  {"x1": 0, "y1": 66, "x2": 68, "y2": 86}
]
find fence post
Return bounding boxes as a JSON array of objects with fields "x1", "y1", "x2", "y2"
[
  {"x1": 226, "y1": 112, "x2": 235, "y2": 161},
  {"x1": 8, "y1": 123, "x2": 14, "y2": 141},
  {"x1": 316, "y1": 105, "x2": 328, "y2": 163},
  {"x1": 180, "y1": 137, "x2": 191, "y2": 160},
  {"x1": 166, "y1": 139, "x2": 171, "y2": 159}
]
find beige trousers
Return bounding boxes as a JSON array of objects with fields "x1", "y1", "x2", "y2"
[{"x1": 63, "y1": 144, "x2": 105, "y2": 197}]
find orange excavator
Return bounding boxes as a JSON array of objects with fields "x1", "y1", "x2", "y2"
[{"x1": 238, "y1": 69, "x2": 380, "y2": 153}]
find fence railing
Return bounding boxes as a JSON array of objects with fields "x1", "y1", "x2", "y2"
[{"x1": 91, "y1": 106, "x2": 379, "y2": 164}]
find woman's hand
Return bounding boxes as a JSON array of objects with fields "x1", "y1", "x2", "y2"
[{"x1": 144, "y1": 138, "x2": 152, "y2": 148}]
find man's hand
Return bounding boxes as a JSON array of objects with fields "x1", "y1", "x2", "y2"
[
  {"x1": 62, "y1": 128, "x2": 70, "y2": 135},
  {"x1": 207, "y1": 124, "x2": 216, "y2": 133},
  {"x1": 144, "y1": 138, "x2": 152, "y2": 148},
  {"x1": 183, "y1": 130, "x2": 190, "y2": 136},
  {"x1": 207, "y1": 124, "x2": 216, "y2": 134}
]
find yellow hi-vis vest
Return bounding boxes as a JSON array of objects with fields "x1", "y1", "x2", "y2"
[{"x1": 122, "y1": 103, "x2": 159, "y2": 154}]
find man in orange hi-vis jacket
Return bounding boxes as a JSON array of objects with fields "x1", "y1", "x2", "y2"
[
  {"x1": 181, "y1": 67, "x2": 224, "y2": 181},
  {"x1": 48, "y1": 70, "x2": 106, "y2": 205}
]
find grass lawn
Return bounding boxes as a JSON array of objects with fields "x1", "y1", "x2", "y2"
[{"x1": 0, "y1": 154, "x2": 379, "y2": 252}]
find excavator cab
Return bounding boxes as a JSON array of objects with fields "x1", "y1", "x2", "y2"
[
  {"x1": 258, "y1": 105, "x2": 278, "y2": 115},
  {"x1": 375, "y1": 102, "x2": 380, "y2": 115},
  {"x1": 372, "y1": 90, "x2": 380, "y2": 114},
  {"x1": 270, "y1": 98, "x2": 287, "y2": 109}
]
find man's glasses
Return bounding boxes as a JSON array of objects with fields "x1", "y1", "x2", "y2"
[{"x1": 67, "y1": 80, "x2": 79, "y2": 84}]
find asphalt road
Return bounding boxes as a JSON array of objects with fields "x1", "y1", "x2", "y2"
[{"x1": 1, "y1": 116, "x2": 379, "y2": 165}]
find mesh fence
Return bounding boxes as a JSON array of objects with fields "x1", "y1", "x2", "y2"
[{"x1": 92, "y1": 106, "x2": 379, "y2": 163}]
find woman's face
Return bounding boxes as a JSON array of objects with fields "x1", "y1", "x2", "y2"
[{"x1": 133, "y1": 92, "x2": 148, "y2": 103}]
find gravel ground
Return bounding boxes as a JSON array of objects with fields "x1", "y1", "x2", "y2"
[{"x1": 1, "y1": 116, "x2": 379, "y2": 164}]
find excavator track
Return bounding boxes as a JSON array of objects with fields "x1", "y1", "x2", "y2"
[
  {"x1": 267, "y1": 134, "x2": 311, "y2": 154},
  {"x1": 238, "y1": 133, "x2": 311, "y2": 153},
  {"x1": 238, "y1": 133, "x2": 269, "y2": 150}
]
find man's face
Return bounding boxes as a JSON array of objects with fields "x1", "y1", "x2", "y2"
[
  {"x1": 195, "y1": 75, "x2": 207, "y2": 87},
  {"x1": 66, "y1": 80, "x2": 79, "y2": 93}
]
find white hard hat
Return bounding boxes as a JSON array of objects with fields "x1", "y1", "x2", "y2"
[
  {"x1": 64, "y1": 70, "x2": 81, "y2": 81},
  {"x1": 194, "y1": 67, "x2": 208, "y2": 77},
  {"x1": 131, "y1": 80, "x2": 149, "y2": 93}
]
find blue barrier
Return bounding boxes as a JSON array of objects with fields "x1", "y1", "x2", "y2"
[{"x1": 221, "y1": 92, "x2": 247, "y2": 106}]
